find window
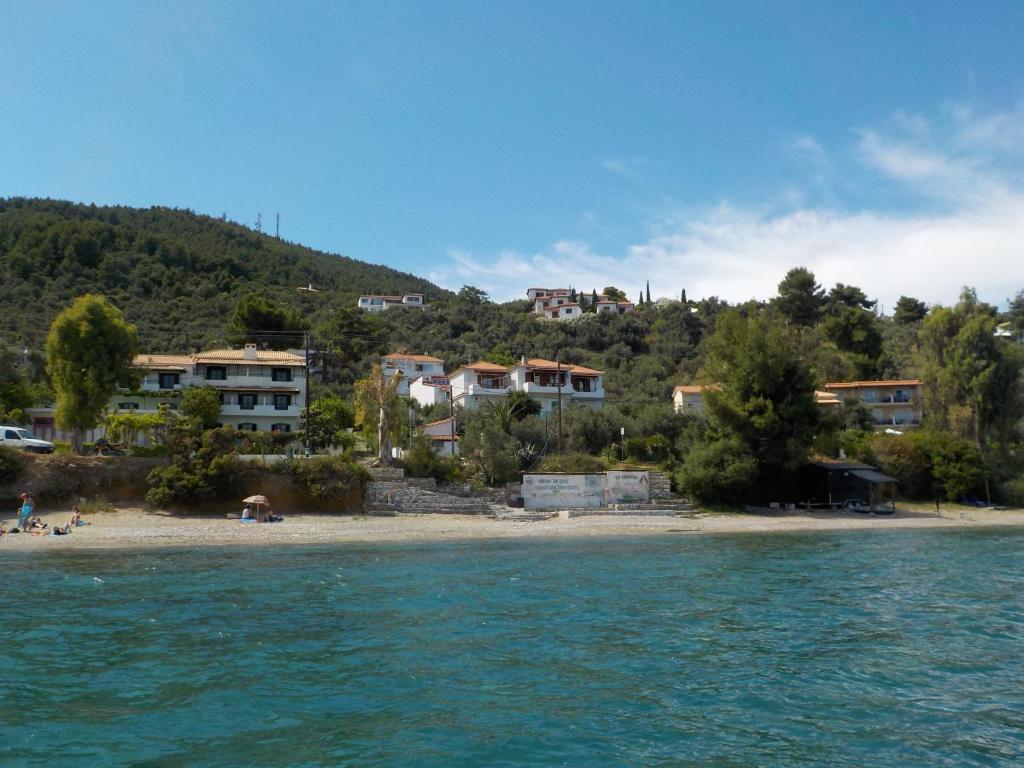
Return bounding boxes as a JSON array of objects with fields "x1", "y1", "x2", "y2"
[
  {"x1": 239, "y1": 394, "x2": 258, "y2": 410},
  {"x1": 415, "y1": 364, "x2": 424, "y2": 372},
  {"x1": 271, "y1": 368, "x2": 292, "y2": 382},
  {"x1": 158, "y1": 372, "x2": 180, "y2": 389},
  {"x1": 206, "y1": 366, "x2": 227, "y2": 381},
  {"x1": 273, "y1": 394, "x2": 291, "y2": 410},
  {"x1": 271, "y1": 423, "x2": 291, "y2": 433},
  {"x1": 572, "y1": 377, "x2": 592, "y2": 392},
  {"x1": 5, "y1": 429, "x2": 19, "y2": 440},
  {"x1": 238, "y1": 423, "x2": 258, "y2": 432},
  {"x1": 118, "y1": 402, "x2": 140, "y2": 410}
]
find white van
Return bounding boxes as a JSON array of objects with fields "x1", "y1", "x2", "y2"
[{"x1": 0, "y1": 425, "x2": 55, "y2": 454}]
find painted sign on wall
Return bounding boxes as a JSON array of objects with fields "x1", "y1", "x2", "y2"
[
  {"x1": 605, "y1": 471, "x2": 650, "y2": 504},
  {"x1": 522, "y1": 474, "x2": 604, "y2": 509}
]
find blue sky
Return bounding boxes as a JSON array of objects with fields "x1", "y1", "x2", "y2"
[{"x1": 3, "y1": 0, "x2": 1024, "y2": 308}]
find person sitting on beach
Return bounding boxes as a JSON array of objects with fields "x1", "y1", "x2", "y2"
[
  {"x1": 70, "y1": 506, "x2": 82, "y2": 527},
  {"x1": 28, "y1": 516, "x2": 47, "y2": 530},
  {"x1": 262, "y1": 505, "x2": 283, "y2": 523},
  {"x1": 240, "y1": 504, "x2": 256, "y2": 522}
]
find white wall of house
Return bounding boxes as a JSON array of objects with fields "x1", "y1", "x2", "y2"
[
  {"x1": 409, "y1": 377, "x2": 451, "y2": 408},
  {"x1": 383, "y1": 355, "x2": 444, "y2": 396}
]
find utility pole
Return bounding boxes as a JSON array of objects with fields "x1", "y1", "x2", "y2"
[
  {"x1": 303, "y1": 331, "x2": 312, "y2": 456},
  {"x1": 275, "y1": 213, "x2": 280, "y2": 239},
  {"x1": 556, "y1": 353, "x2": 563, "y2": 454},
  {"x1": 448, "y1": 380, "x2": 455, "y2": 456}
]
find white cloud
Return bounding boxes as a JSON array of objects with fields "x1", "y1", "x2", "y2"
[
  {"x1": 433, "y1": 107, "x2": 1024, "y2": 310},
  {"x1": 599, "y1": 156, "x2": 646, "y2": 179}
]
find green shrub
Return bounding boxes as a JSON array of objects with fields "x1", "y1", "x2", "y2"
[
  {"x1": 146, "y1": 425, "x2": 251, "y2": 506},
  {"x1": 283, "y1": 455, "x2": 369, "y2": 499},
  {"x1": 536, "y1": 453, "x2": 608, "y2": 474},
  {"x1": 675, "y1": 437, "x2": 757, "y2": 505},
  {"x1": 402, "y1": 433, "x2": 461, "y2": 482},
  {"x1": 0, "y1": 445, "x2": 27, "y2": 486}
]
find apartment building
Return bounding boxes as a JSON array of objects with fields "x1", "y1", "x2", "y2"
[
  {"x1": 27, "y1": 344, "x2": 307, "y2": 442},
  {"x1": 821, "y1": 380, "x2": 922, "y2": 428}
]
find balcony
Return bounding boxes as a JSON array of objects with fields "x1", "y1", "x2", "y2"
[{"x1": 219, "y1": 404, "x2": 302, "y2": 418}]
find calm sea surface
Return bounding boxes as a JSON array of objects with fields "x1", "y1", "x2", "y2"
[{"x1": 1, "y1": 529, "x2": 1023, "y2": 767}]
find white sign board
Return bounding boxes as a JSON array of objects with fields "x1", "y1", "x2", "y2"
[{"x1": 522, "y1": 474, "x2": 605, "y2": 509}]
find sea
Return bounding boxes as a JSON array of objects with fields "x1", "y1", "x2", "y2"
[{"x1": 1, "y1": 529, "x2": 1023, "y2": 767}]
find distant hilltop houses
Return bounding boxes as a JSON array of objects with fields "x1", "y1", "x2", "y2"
[
  {"x1": 357, "y1": 293, "x2": 426, "y2": 311},
  {"x1": 527, "y1": 287, "x2": 635, "y2": 320}
]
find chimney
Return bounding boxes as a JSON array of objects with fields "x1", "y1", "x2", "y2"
[{"x1": 243, "y1": 343, "x2": 258, "y2": 360}]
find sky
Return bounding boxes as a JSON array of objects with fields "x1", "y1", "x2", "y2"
[{"x1": 3, "y1": 0, "x2": 1024, "y2": 310}]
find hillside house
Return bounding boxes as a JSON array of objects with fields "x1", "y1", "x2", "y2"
[
  {"x1": 381, "y1": 352, "x2": 445, "y2": 396},
  {"x1": 27, "y1": 344, "x2": 307, "y2": 443},
  {"x1": 821, "y1": 380, "x2": 922, "y2": 428},
  {"x1": 448, "y1": 358, "x2": 604, "y2": 413},
  {"x1": 357, "y1": 293, "x2": 426, "y2": 311},
  {"x1": 672, "y1": 385, "x2": 843, "y2": 415},
  {"x1": 419, "y1": 416, "x2": 459, "y2": 457},
  {"x1": 529, "y1": 288, "x2": 627, "y2": 321}
]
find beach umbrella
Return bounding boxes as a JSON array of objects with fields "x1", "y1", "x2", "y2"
[{"x1": 242, "y1": 495, "x2": 269, "y2": 505}]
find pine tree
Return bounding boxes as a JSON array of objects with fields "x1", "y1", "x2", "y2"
[{"x1": 646, "y1": 280, "x2": 651, "y2": 304}]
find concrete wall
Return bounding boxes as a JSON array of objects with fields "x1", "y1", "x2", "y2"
[{"x1": 522, "y1": 471, "x2": 651, "y2": 509}]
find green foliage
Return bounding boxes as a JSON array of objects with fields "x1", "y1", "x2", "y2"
[
  {"x1": 145, "y1": 424, "x2": 249, "y2": 506},
  {"x1": 180, "y1": 386, "x2": 223, "y2": 428},
  {"x1": 460, "y1": 417, "x2": 521, "y2": 485},
  {"x1": 821, "y1": 305, "x2": 883, "y2": 378},
  {"x1": 675, "y1": 436, "x2": 757, "y2": 505},
  {"x1": 920, "y1": 294, "x2": 1023, "y2": 446},
  {"x1": 774, "y1": 267, "x2": 825, "y2": 327},
  {"x1": 0, "y1": 346, "x2": 34, "y2": 421},
  {"x1": 103, "y1": 406, "x2": 173, "y2": 447},
  {"x1": 402, "y1": 433, "x2": 461, "y2": 482},
  {"x1": 893, "y1": 295, "x2": 927, "y2": 325},
  {"x1": 227, "y1": 293, "x2": 309, "y2": 349},
  {"x1": 302, "y1": 395, "x2": 356, "y2": 451},
  {"x1": 702, "y1": 310, "x2": 820, "y2": 479},
  {"x1": 0, "y1": 445, "x2": 26, "y2": 485},
  {"x1": 283, "y1": 455, "x2": 369, "y2": 499},
  {"x1": 45, "y1": 294, "x2": 140, "y2": 450},
  {"x1": 536, "y1": 453, "x2": 608, "y2": 474}
]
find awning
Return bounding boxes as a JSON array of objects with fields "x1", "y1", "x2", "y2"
[{"x1": 849, "y1": 469, "x2": 897, "y2": 484}]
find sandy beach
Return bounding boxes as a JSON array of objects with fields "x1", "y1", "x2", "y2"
[{"x1": 3, "y1": 503, "x2": 1024, "y2": 550}]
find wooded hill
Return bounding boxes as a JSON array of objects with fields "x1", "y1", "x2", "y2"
[{"x1": 0, "y1": 198, "x2": 450, "y2": 352}]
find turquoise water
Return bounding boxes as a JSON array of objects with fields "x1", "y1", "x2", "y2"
[{"x1": 2, "y1": 530, "x2": 1023, "y2": 767}]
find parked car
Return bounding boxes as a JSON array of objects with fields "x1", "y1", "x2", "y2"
[{"x1": 0, "y1": 425, "x2": 55, "y2": 454}]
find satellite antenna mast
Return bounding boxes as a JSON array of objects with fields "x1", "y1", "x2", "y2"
[{"x1": 255, "y1": 212, "x2": 262, "y2": 233}]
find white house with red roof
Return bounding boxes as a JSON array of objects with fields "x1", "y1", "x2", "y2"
[
  {"x1": 445, "y1": 357, "x2": 604, "y2": 413},
  {"x1": 529, "y1": 288, "x2": 632, "y2": 321},
  {"x1": 418, "y1": 416, "x2": 459, "y2": 457}
]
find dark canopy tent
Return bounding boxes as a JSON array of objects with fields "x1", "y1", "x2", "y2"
[{"x1": 798, "y1": 461, "x2": 898, "y2": 509}]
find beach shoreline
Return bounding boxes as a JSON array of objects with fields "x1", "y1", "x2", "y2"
[{"x1": 3, "y1": 503, "x2": 1024, "y2": 551}]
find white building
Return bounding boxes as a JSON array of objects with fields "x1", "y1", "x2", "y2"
[
  {"x1": 448, "y1": 358, "x2": 604, "y2": 413},
  {"x1": 357, "y1": 293, "x2": 426, "y2": 311},
  {"x1": 381, "y1": 352, "x2": 445, "y2": 396},
  {"x1": 595, "y1": 300, "x2": 635, "y2": 315},
  {"x1": 28, "y1": 344, "x2": 307, "y2": 443},
  {"x1": 409, "y1": 375, "x2": 451, "y2": 407},
  {"x1": 419, "y1": 416, "x2": 459, "y2": 457}
]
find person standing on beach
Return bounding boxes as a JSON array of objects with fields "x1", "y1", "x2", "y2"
[{"x1": 17, "y1": 493, "x2": 34, "y2": 529}]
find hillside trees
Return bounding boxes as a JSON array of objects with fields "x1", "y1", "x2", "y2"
[
  {"x1": 226, "y1": 293, "x2": 309, "y2": 349},
  {"x1": 45, "y1": 294, "x2": 139, "y2": 453}
]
